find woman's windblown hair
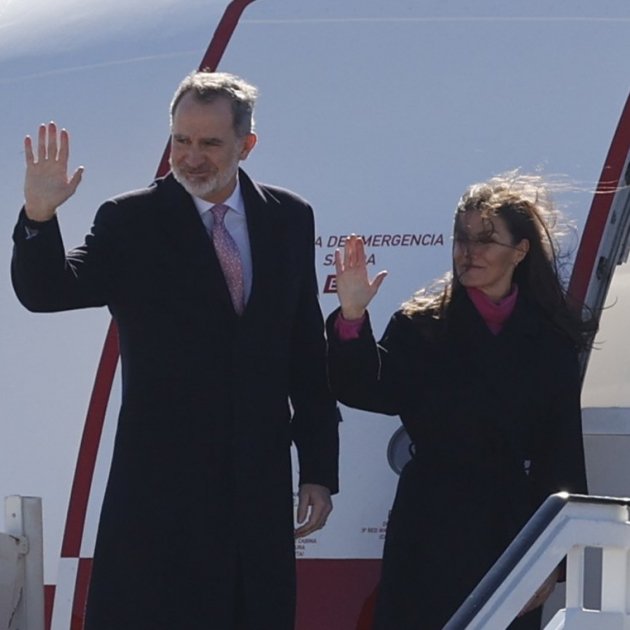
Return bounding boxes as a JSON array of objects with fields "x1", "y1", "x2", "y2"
[{"x1": 402, "y1": 171, "x2": 595, "y2": 349}]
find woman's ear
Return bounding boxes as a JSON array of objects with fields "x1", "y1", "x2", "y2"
[{"x1": 514, "y1": 239, "x2": 529, "y2": 265}]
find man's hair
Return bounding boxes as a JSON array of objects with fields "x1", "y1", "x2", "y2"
[{"x1": 170, "y1": 71, "x2": 258, "y2": 137}]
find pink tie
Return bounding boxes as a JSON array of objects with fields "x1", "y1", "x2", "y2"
[{"x1": 209, "y1": 204, "x2": 245, "y2": 315}]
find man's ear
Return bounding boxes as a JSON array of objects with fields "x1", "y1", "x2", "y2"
[{"x1": 239, "y1": 133, "x2": 257, "y2": 160}]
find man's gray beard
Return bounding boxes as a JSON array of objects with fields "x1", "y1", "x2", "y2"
[{"x1": 171, "y1": 167, "x2": 220, "y2": 199}]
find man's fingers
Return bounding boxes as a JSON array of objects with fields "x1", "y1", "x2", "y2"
[
  {"x1": 294, "y1": 506, "x2": 329, "y2": 539},
  {"x1": 296, "y1": 494, "x2": 309, "y2": 525},
  {"x1": 294, "y1": 518, "x2": 313, "y2": 538},
  {"x1": 294, "y1": 524, "x2": 311, "y2": 539},
  {"x1": 32, "y1": 122, "x2": 64, "y2": 163},
  {"x1": 302, "y1": 499, "x2": 331, "y2": 531},
  {"x1": 295, "y1": 521, "x2": 320, "y2": 539},
  {"x1": 294, "y1": 484, "x2": 333, "y2": 539},
  {"x1": 58, "y1": 128, "x2": 70, "y2": 163},
  {"x1": 37, "y1": 124, "x2": 46, "y2": 161},
  {"x1": 48, "y1": 122, "x2": 59, "y2": 161},
  {"x1": 23, "y1": 122, "x2": 81, "y2": 221},
  {"x1": 24, "y1": 136, "x2": 34, "y2": 165},
  {"x1": 68, "y1": 167, "x2": 84, "y2": 193},
  {"x1": 294, "y1": 497, "x2": 312, "y2": 539}
]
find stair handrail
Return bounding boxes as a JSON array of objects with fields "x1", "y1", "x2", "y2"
[{"x1": 445, "y1": 493, "x2": 630, "y2": 629}]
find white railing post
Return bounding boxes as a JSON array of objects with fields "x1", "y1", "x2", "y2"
[
  {"x1": 4, "y1": 496, "x2": 45, "y2": 630},
  {"x1": 0, "y1": 528, "x2": 21, "y2": 628},
  {"x1": 565, "y1": 544, "x2": 586, "y2": 610},
  {"x1": 600, "y1": 547, "x2": 630, "y2": 613}
]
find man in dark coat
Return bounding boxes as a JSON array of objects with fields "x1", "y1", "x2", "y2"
[{"x1": 11, "y1": 72, "x2": 339, "y2": 630}]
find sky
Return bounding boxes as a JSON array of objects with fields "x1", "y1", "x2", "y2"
[{"x1": 1, "y1": 0, "x2": 629, "y2": 582}]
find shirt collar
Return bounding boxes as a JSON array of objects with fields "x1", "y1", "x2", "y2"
[{"x1": 191, "y1": 176, "x2": 245, "y2": 217}]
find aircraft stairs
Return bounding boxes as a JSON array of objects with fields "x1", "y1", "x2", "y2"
[
  {"x1": 3, "y1": 494, "x2": 630, "y2": 629},
  {"x1": 446, "y1": 493, "x2": 630, "y2": 629}
]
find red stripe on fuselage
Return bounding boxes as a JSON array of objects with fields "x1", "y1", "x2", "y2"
[{"x1": 569, "y1": 94, "x2": 630, "y2": 303}]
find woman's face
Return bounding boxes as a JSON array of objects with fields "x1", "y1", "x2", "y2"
[{"x1": 453, "y1": 211, "x2": 529, "y2": 302}]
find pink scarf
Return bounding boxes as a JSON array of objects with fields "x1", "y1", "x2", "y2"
[{"x1": 466, "y1": 285, "x2": 518, "y2": 335}]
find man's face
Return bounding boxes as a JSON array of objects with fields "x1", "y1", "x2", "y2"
[{"x1": 169, "y1": 92, "x2": 256, "y2": 203}]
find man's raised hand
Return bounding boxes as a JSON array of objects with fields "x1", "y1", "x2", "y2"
[{"x1": 24, "y1": 122, "x2": 83, "y2": 222}]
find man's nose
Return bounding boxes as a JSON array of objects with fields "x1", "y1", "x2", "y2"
[{"x1": 185, "y1": 147, "x2": 205, "y2": 167}]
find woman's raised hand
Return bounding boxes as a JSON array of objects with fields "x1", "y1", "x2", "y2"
[
  {"x1": 24, "y1": 122, "x2": 84, "y2": 222},
  {"x1": 334, "y1": 234, "x2": 387, "y2": 320}
]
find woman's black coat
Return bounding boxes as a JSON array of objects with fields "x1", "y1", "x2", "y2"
[{"x1": 326, "y1": 291, "x2": 587, "y2": 629}]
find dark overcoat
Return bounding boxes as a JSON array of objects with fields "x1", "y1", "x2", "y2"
[
  {"x1": 12, "y1": 171, "x2": 339, "y2": 630},
  {"x1": 326, "y1": 291, "x2": 587, "y2": 630}
]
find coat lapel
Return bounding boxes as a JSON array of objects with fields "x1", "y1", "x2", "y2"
[
  {"x1": 153, "y1": 174, "x2": 235, "y2": 313},
  {"x1": 153, "y1": 171, "x2": 281, "y2": 318},
  {"x1": 239, "y1": 169, "x2": 277, "y2": 318}
]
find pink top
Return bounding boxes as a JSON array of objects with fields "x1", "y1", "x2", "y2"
[
  {"x1": 334, "y1": 311, "x2": 366, "y2": 341},
  {"x1": 334, "y1": 285, "x2": 519, "y2": 340},
  {"x1": 465, "y1": 285, "x2": 519, "y2": 334}
]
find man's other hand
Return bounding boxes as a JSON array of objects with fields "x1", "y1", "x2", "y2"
[{"x1": 294, "y1": 483, "x2": 332, "y2": 539}]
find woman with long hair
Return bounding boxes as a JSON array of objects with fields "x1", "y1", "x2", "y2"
[{"x1": 327, "y1": 172, "x2": 590, "y2": 629}]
